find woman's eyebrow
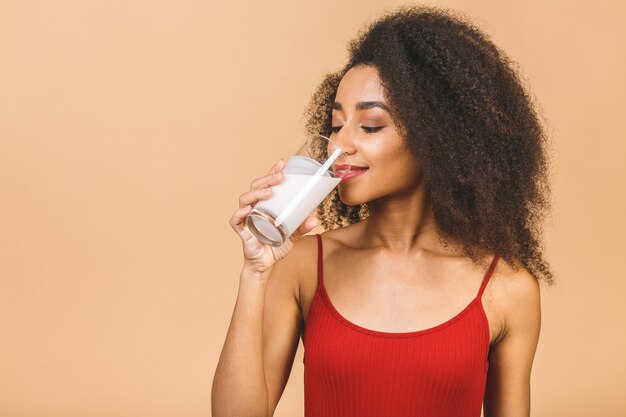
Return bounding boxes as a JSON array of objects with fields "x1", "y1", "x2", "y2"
[
  {"x1": 332, "y1": 101, "x2": 389, "y2": 112},
  {"x1": 356, "y1": 101, "x2": 390, "y2": 111}
]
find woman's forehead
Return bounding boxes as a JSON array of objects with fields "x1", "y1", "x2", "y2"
[{"x1": 335, "y1": 65, "x2": 386, "y2": 104}]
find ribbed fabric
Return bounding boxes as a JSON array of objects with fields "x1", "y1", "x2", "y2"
[{"x1": 302, "y1": 233, "x2": 499, "y2": 417}]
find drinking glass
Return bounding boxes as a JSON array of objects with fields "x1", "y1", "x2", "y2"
[{"x1": 245, "y1": 134, "x2": 351, "y2": 246}]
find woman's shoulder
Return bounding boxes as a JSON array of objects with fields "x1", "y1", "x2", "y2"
[
  {"x1": 489, "y1": 257, "x2": 540, "y2": 304},
  {"x1": 289, "y1": 225, "x2": 361, "y2": 287},
  {"x1": 284, "y1": 227, "x2": 347, "y2": 277},
  {"x1": 293, "y1": 224, "x2": 359, "y2": 266},
  {"x1": 486, "y1": 256, "x2": 541, "y2": 339}
]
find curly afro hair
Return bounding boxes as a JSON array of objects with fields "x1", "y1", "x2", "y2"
[{"x1": 302, "y1": 5, "x2": 555, "y2": 284}]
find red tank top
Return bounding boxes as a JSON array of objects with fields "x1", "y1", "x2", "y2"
[{"x1": 302, "y1": 233, "x2": 499, "y2": 417}]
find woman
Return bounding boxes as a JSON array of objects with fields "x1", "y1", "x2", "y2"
[{"x1": 213, "y1": 5, "x2": 553, "y2": 417}]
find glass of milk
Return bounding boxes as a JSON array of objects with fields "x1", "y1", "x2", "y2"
[{"x1": 245, "y1": 134, "x2": 352, "y2": 246}]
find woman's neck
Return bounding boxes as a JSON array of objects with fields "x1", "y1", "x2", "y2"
[{"x1": 358, "y1": 191, "x2": 463, "y2": 258}]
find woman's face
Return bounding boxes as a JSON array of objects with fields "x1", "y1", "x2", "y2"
[{"x1": 329, "y1": 64, "x2": 422, "y2": 206}]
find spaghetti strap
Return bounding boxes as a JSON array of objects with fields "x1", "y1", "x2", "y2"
[
  {"x1": 477, "y1": 254, "x2": 499, "y2": 298},
  {"x1": 315, "y1": 233, "x2": 323, "y2": 290}
]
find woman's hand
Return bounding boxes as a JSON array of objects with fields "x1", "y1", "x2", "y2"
[{"x1": 229, "y1": 158, "x2": 319, "y2": 274}]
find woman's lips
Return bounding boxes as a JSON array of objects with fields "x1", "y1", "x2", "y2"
[
  {"x1": 333, "y1": 164, "x2": 369, "y2": 179},
  {"x1": 341, "y1": 168, "x2": 368, "y2": 181}
]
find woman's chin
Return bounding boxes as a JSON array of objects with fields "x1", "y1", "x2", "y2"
[{"x1": 337, "y1": 187, "x2": 369, "y2": 207}]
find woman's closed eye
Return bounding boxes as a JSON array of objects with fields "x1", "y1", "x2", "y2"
[
  {"x1": 362, "y1": 126, "x2": 384, "y2": 133},
  {"x1": 331, "y1": 125, "x2": 384, "y2": 134}
]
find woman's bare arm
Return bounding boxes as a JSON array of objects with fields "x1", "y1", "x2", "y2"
[
  {"x1": 263, "y1": 236, "x2": 315, "y2": 416},
  {"x1": 211, "y1": 237, "x2": 309, "y2": 417},
  {"x1": 483, "y1": 267, "x2": 542, "y2": 417}
]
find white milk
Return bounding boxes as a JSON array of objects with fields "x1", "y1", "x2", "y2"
[{"x1": 249, "y1": 173, "x2": 340, "y2": 243}]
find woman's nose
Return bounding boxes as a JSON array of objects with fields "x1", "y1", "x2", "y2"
[{"x1": 329, "y1": 129, "x2": 356, "y2": 156}]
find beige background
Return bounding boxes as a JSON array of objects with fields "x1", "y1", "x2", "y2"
[{"x1": 1, "y1": 1, "x2": 624, "y2": 416}]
